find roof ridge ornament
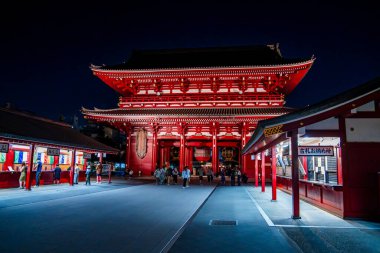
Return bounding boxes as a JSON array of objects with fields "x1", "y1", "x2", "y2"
[{"x1": 89, "y1": 64, "x2": 102, "y2": 70}]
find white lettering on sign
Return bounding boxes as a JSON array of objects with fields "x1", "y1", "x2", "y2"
[
  {"x1": 83, "y1": 153, "x2": 92, "y2": 159},
  {"x1": 47, "y1": 148, "x2": 60, "y2": 156},
  {"x1": 298, "y1": 146, "x2": 334, "y2": 156}
]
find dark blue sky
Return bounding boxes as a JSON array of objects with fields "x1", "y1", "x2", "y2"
[{"x1": 0, "y1": 1, "x2": 378, "y2": 121}]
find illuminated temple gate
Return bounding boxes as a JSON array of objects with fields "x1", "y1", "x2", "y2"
[{"x1": 82, "y1": 44, "x2": 314, "y2": 176}]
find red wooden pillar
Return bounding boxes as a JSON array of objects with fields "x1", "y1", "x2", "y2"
[
  {"x1": 70, "y1": 149, "x2": 76, "y2": 186},
  {"x1": 212, "y1": 134, "x2": 218, "y2": 174},
  {"x1": 178, "y1": 122, "x2": 186, "y2": 172},
  {"x1": 211, "y1": 122, "x2": 219, "y2": 174},
  {"x1": 291, "y1": 130, "x2": 301, "y2": 219},
  {"x1": 159, "y1": 146, "x2": 164, "y2": 168},
  {"x1": 261, "y1": 152, "x2": 265, "y2": 192},
  {"x1": 241, "y1": 122, "x2": 247, "y2": 173},
  {"x1": 152, "y1": 128, "x2": 158, "y2": 171},
  {"x1": 184, "y1": 146, "x2": 188, "y2": 167},
  {"x1": 4, "y1": 148, "x2": 15, "y2": 171},
  {"x1": 25, "y1": 144, "x2": 35, "y2": 191},
  {"x1": 126, "y1": 130, "x2": 132, "y2": 169},
  {"x1": 255, "y1": 155, "x2": 259, "y2": 187},
  {"x1": 188, "y1": 146, "x2": 193, "y2": 171},
  {"x1": 179, "y1": 135, "x2": 185, "y2": 172},
  {"x1": 302, "y1": 156, "x2": 308, "y2": 180},
  {"x1": 337, "y1": 147, "x2": 343, "y2": 185},
  {"x1": 271, "y1": 146, "x2": 277, "y2": 201}
]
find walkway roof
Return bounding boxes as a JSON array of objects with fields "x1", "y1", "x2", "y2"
[
  {"x1": 0, "y1": 108, "x2": 118, "y2": 154},
  {"x1": 242, "y1": 77, "x2": 380, "y2": 155}
]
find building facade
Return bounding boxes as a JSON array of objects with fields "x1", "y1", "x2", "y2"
[
  {"x1": 83, "y1": 44, "x2": 314, "y2": 177},
  {"x1": 242, "y1": 77, "x2": 380, "y2": 219}
]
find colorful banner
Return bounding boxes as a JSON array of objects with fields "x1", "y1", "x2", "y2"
[
  {"x1": 0, "y1": 153, "x2": 5, "y2": 163},
  {"x1": 76, "y1": 156, "x2": 84, "y2": 165},
  {"x1": 59, "y1": 154, "x2": 68, "y2": 164},
  {"x1": 14, "y1": 151, "x2": 28, "y2": 163}
]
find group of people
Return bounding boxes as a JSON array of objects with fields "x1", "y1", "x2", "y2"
[
  {"x1": 219, "y1": 166, "x2": 247, "y2": 186},
  {"x1": 17, "y1": 159, "x2": 106, "y2": 188},
  {"x1": 152, "y1": 164, "x2": 249, "y2": 188},
  {"x1": 197, "y1": 166, "x2": 214, "y2": 185},
  {"x1": 153, "y1": 166, "x2": 180, "y2": 185}
]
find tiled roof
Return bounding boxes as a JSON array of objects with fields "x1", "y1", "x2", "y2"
[
  {"x1": 83, "y1": 107, "x2": 294, "y2": 117},
  {"x1": 98, "y1": 44, "x2": 309, "y2": 70},
  {"x1": 0, "y1": 108, "x2": 118, "y2": 153}
]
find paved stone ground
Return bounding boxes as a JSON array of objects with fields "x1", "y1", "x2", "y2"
[
  {"x1": 247, "y1": 186, "x2": 380, "y2": 253},
  {"x1": 170, "y1": 186, "x2": 300, "y2": 253},
  {"x1": 1, "y1": 178, "x2": 379, "y2": 253},
  {"x1": 0, "y1": 179, "x2": 215, "y2": 253},
  {"x1": 170, "y1": 184, "x2": 380, "y2": 253}
]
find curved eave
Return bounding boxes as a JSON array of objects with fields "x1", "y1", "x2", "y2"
[{"x1": 91, "y1": 58, "x2": 315, "y2": 73}]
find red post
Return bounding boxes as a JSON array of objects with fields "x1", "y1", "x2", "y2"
[
  {"x1": 189, "y1": 147, "x2": 194, "y2": 172},
  {"x1": 152, "y1": 129, "x2": 158, "y2": 171},
  {"x1": 25, "y1": 144, "x2": 35, "y2": 190},
  {"x1": 255, "y1": 155, "x2": 259, "y2": 187},
  {"x1": 291, "y1": 130, "x2": 301, "y2": 219},
  {"x1": 302, "y1": 156, "x2": 308, "y2": 180},
  {"x1": 179, "y1": 122, "x2": 186, "y2": 172},
  {"x1": 241, "y1": 122, "x2": 248, "y2": 174},
  {"x1": 337, "y1": 147, "x2": 343, "y2": 185},
  {"x1": 126, "y1": 130, "x2": 131, "y2": 169},
  {"x1": 212, "y1": 129, "x2": 218, "y2": 174},
  {"x1": 271, "y1": 146, "x2": 277, "y2": 201},
  {"x1": 70, "y1": 149, "x2": 76, "y2": 186},
  {"x1": 261, "y1": 152, "x2": 265, "y2": 192}
]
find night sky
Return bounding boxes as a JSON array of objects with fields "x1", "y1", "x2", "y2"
[{"x1": 1, "y1": 1, "x2": 378, "y2": 122}]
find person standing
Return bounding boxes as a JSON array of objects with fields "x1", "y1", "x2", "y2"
[
  {"x1": 128, "y1": 168, "x2": 134, "y2": 179},
  {"x1": 154, "y1": 167, "x2": 161, "y2": 185},
  {"x1": 85, "y1": 164, "x2": 92, "y2": 186},
  {"x1": 18, "y1": 161, "x2": 27, "y2": 189},
  {"x1": 220, "y1": 167, "x2": 226, "y2": 186},
  {"x1": 53, "y1": 164, "x2": 62, "y2": 184},
  {"x1": 206, "y1": 166, "x2": 214, "y2": 185},
  {"x1": 166, "y1": 166, "x2": 172, "y2": 185},
  {"x1": 74, "y1": 164, "x2": 80, "y2": 184},
  {"x1": 231, "y1": 167, "x2": 236, "y2": 186},
  {"x1": 159, "y1": 166, "x2": 165, "y2": 185},
  {"x1": 198, "y1": 166, "x2": 204, "y2": 185},
  {"x1": 96, "y1": 162, "x2": 103, "y2": 183},
  {"x1": 33, "y1": 159, "x2": 42, "y2": 187},
  {"x1": 237, "y1": 167, "x2": 242, "y2": 186},
  {"x1": 182, "y1": 166, "x2": 190, "y2": 188},
  {"x1": 172, "y1": 167, "x2": 178, "y2": 185}
]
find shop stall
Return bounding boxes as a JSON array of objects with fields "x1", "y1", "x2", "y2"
[
  {"x1": 243, "y1": 77, "x2": 380, "y2": 219},
  {"x1": 0, "y1": 108, "x2": 118, "y2": 189}
]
